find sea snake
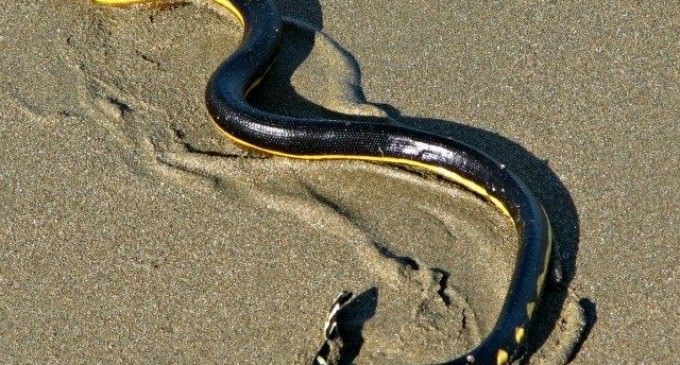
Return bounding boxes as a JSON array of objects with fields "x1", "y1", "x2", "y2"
[{"x1": 94, "y1": 1, "x2": 553, "y2": 364}]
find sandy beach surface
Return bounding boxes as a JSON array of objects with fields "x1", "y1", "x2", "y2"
[{"x1": 1, "y1": 1, "x2": 678, "y2": 364}]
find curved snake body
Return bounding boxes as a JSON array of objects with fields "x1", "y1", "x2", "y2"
[{"x1": 95, "y1": 1, "x2": 553, "y2": 364}]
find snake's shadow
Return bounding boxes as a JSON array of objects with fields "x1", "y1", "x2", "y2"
[
  {"x1": 251, "y1": 0, "x2": 594, "y2": 362},
  {"x1": 337, "y1": 287, "x2": 379, "y2": 365}
]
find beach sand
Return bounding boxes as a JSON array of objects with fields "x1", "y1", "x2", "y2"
[{"x1": 1, "y1": 0, "x2": 678, "y2": 364}]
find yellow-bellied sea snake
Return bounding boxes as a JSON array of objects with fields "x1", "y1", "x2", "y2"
[{"x1": 95, "y1": 1, "x2": 553, "y2": 364}]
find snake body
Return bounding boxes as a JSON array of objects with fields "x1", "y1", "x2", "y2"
[{"x1": 96, "y1": 1, "x2": 553, "y2": 364}]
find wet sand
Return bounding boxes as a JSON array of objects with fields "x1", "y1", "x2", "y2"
[{"x1": 1, "y1": 1, "x2": 678, "y2": 364}]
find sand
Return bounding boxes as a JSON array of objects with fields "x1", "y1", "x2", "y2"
[{"x1": 1, "y1": 0, "x2": 678, "y2": 364}]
